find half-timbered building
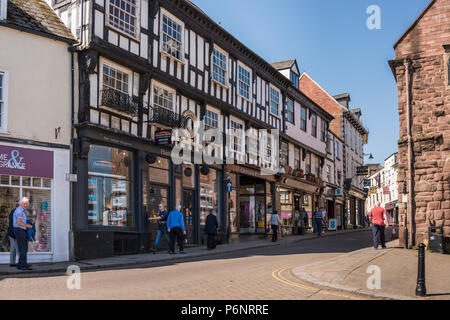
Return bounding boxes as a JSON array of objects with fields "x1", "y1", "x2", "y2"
[{"x1": 48, "y1": 0, "x2": 335, "y2": 258}]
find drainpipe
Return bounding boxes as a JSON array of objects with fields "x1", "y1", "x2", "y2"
[
  {"x1": 68, "y1": 47, "x2": 75, "y2": 261},
  {"x1": 404, "y1": 58, "x2": 415, "y2": 248}
]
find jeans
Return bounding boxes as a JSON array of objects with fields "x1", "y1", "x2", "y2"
[
  {"x1": 372, "y1": 224, "x2": 386, "y2": 248},
  {"x1": 154, "y1": 228, "x2": 171, "y2": 249},
  {"x1": 169, "y1": 227, "x2": 184, "y2": 253},
  {"x1": 14, "y1": 228, "x2": 28, "y2": 269},
  {"x1": 271, "y1": 224, "x2": 279, "y2": 242},
  {"x1": 207, "y1": 233, "x2": 216, "y2": 249},
  {"x1": 9, "y1": 236, "x2": 18, "y2": 265},
  {"x1": 314, "y1": 219, "x2": 323, "y2": 236}
]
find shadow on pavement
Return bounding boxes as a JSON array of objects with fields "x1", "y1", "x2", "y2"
[{"x1": 0, "y1": 230, "x2": 398, "y2": 280}]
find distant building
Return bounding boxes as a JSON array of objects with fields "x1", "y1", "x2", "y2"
[
  {"x1": 366, "y1": 153, "x2": 399, "y2": 225},
  {"x1": 389, "y1": 0, "x2": 450, "y2": 247},
  {"x1": 299, "y1": 73, "x2": 369, "y2": 229}
]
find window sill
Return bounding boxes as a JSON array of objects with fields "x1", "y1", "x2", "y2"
[
  {"x1": 161, "y1": 51, "x2": 185, "y2": 65},
  {"x1": 237, "y1": 93, "x2": 252, "y2": 103},
  {"x1": 107, "y1": 25, "x2": 141, "y2": 42},
  {"x1": 211, "y1": 79, "x2": 230, "y2": 90}
]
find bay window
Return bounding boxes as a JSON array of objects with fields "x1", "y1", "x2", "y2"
[{"x1": 153, "y1": 84, "x2": 174, "y2": 111}]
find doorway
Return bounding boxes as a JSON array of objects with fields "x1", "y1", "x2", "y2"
[{"x1": 183, "y1": 189, "x2": 197, "y2": 244}]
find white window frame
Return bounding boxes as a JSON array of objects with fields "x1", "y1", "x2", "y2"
[
  {"x1": 211, "y1": 46, "x2": 229, "y2": 88},
  {"x1": 151, "y1": 80, "x2": 176, "y2": 111},
  {"x1": 106, "y1": 0, "x2": 140, "y2": 40},
  {"x1": 269, "y1": 86, "x2": 280, "y2": 116},
  {"x1": 229, "y1": 119, "x2": 244, "y2": 154},
  {"x1": 99, "y1": 59, "x2": 133, "y2": 96},
  {"x1": 204, "y1": 109, "x2": 219, "y2": 130},
  {"x1": 237, "y1": 63, "x2": 251, "y2": 101},
  {"x1": 0, "y1": 0, "x2": 7, "y2": 21},
  {"x1": 160, "y1": 9, "x2": 185, "y2": 64},
  {"x1": 0, "y1": 70, "x2": 9, "y2": 134}
]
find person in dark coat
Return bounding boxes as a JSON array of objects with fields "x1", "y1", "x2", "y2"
[
  {"x1": 205, "y1": 209, "x2": 219, "y2": 250},
  {"x1": 8, "y1": 203, "x2": 19, "y2": 267}
]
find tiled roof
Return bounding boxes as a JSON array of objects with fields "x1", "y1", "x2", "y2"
[
  {"x1": 4, "y1": 0, "x2": 75, "y2": 42},
  {"x1": 270, "y1": 59, "x2": 296, "y2": 70},
  {"x1": 333, "y1": 93, "x2": 350, "y2": 100}
]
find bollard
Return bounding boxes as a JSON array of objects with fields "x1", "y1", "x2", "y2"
[{"x1": 415, "y1": 243, "x2": 427, "y2": 297}]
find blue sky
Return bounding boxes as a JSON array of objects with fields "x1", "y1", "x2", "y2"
[{"x1": 191, "y1": 0, "x2": 431, "y2": 164}]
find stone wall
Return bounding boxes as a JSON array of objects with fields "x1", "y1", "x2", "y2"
[{"x1": 392, "y1": 0, "x2": 450, "y2": 246}]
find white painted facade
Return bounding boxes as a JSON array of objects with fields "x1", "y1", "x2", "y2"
[{"x1": 0, "y1": 24, "x2": 73, "y2": 263}]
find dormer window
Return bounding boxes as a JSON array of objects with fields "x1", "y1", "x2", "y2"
[
  {"x1": 290, "y1": 72, "x2": 299, "y2": 88},
  {"x1": 161, "y1": 13, "x2": 183, "y2": 62},
  {"x1": 107, "y1": 0, "x2": 139, "y2": 38},
  {"x1": 212, "y1": 47, "x2": 228, "y2": 87}
]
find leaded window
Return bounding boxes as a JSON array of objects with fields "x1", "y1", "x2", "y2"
[
  {"x1": 103, "y1": 64, "x2": 129, "y2": 93},
  {"x1": 212, "y1": 48, "x2": 227, "y2": 86},
  {"x1": 162, "y1": 14, "x2": 183, "y2": 61},
  {"x1": 108, "y1": 0, "x2": 138, "y2": 38},
  {"x1": 204, "y1": 110, "x2": 219, "y2": 130},
  {"x1": 238, "y1": 65, "x2": 250, "y2": 99},
  {"x1": 153, "y1": 86, "x2": 174, "y2": 110}
]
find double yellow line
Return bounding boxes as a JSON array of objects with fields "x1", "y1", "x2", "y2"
[{"x1": 271, "y1": 266, "x2": 362, "y2": 300}]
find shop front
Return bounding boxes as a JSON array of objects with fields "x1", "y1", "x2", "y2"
[
  {"x1": 385, "y1": 201, "x2": 398, "y2": 226},
  {"x1": 278, "y1": 177, "x2": 319, "y2": 234},
  {"x1": 0, "y1": 143, "x2": 70, "y2": 263},
  {"x1": 226, "y1": 164, "x2": 276, "y2": 241}
]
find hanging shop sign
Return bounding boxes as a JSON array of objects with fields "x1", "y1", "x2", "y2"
[
  {"x1": 155, "y1": 129, "x2": 173, "y2": 146},
  {"x1": 383, "y1": 186, "x2": 390, "y2": 195},
  {"x1": 0, "y1": 145, "x2": 53, "y2": 178},
  {"x1": 356, "y1": 166, "x2": 369, "y2": 176}
]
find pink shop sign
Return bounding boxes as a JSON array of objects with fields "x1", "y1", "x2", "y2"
[{"x1": 0, "y1": 145, "x2": 53, "y2": 178}]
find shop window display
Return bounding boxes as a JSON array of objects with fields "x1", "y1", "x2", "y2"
[
  {"x1": 199, "y1": 168, "x2": 218, "y2": 226},
  {"x1": 0, "y1": 175, "x2": 52, "y2": 252},
  {"x1": 88, "y1": 145, "x2": 133, "y2": 228},
  {"x1": 147, "y1": 157, "x2": 170, "y2": 223}
]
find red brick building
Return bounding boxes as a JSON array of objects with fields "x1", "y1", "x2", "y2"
[{"x1": 389, "y1": 0, "x2": 450, "y2": 248}]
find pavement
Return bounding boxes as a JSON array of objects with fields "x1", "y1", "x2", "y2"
[
  {"x1": 0, "y1": 228, "x2": 368, "y2": 276},
  {"x1": 292, "y1": 238, "x2": 450, "y2": 300}
]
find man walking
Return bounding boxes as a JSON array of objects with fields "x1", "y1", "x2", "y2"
[
  {"x1": 369, "y1": 202, "x2": 389, "y2": 250},
  {"x1": 149, "y1": 203, "x2": 171, "y2": 253},
  {"x1": 205, "y1": 209, "x2": 219, "y2": 250},
  {"x1": 13, "y1": 197, "x2": 33, "y2": 270},
  {"x1": 167, "y1": 204, "x2": 186, "y2": 254},
  {"x1": 270, "y1": 210, "x2": 281, "y2": 242},
  {"x1": 313, "y1": 207, "x2": 323, "y2": 237},
  {"x1": 8, "y1": 203, "x2": 19, "y2": 267}
]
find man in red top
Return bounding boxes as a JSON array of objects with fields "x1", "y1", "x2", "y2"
[{"x1": 369, "y1": 202, "x2": 389, "y2": 250}]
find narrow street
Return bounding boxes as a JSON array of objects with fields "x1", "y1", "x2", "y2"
[{"x1": 0, "y1": 231, "x2": 381, "y2": 300}]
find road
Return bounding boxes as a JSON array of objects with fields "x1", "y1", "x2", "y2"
[{"x1": 0, "y1": 231, "x2": 378, "y2": 300}]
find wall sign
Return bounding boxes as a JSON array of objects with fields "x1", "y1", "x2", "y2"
[
  {"x1": 0, "y1": 145, "x2": 53, "y2": 178},
  {"x1": 328, "y1": 219, "x2": 337, "y2": 231}
]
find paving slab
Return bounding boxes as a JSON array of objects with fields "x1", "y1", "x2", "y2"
[{"x1": 292, "y1": 239, "x2": 450, "y2": 300}]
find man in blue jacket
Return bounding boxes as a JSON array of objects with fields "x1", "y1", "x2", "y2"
[{"x1": 167, "y1": 204, "x2": 186, "y2": 254}]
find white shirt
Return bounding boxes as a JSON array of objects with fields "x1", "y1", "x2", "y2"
[{"x1": 270, "y1": 214, "x2": 281, "y2": 226}]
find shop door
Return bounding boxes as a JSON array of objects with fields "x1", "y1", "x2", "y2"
[
  {"x1": 327, "y1": 200, "x2": 335, "y2": 219},
  {"x1": 148, "y1": 185, "x2": 169, "y2": 247},
  {"x1": 183, "y1": 189, "x2": 197, "y2": 244}
]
